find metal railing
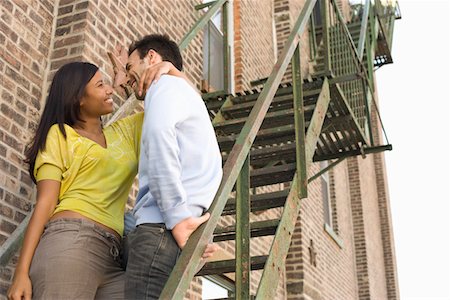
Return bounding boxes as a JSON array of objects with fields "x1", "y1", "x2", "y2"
[
  {"x1": 159, "y1": 0, "x2": 319, "y2": 298},
  {"x1": 321, "y1": 0, "x2": 371, "y2": 138},
  {"x1": 375, "y1": 0, "x2": 400, "y2": 51}
]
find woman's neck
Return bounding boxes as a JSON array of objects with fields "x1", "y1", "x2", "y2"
[{"x1": 73, "y1": 117, "x2": 102, "y2": 134}]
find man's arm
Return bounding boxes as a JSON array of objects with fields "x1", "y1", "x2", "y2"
[
  {"x1": 143, "y1": 77, "x2": 217, "y2": 254},
  {"x1": 143, "y1": 77, "x2": 192, "y2": 229}
]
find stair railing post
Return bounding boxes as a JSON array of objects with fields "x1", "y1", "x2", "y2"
[
  {"x1": 320, "y1": 0, "x2": 331, "y2": 75},
  {"x1": 255, "y1": 78, "x2": 331, "y2": 300},
  {"x1": 291, "y1": 45, "x2": 308, "y2": 199},
  {"x1": 222, "y1": 0, "x2": 230, "y2": 94},
  {"x1": 235, "y1": 154, "x2": 251, "y2": 299},
  {"x1": 362, "y1": 80, "x2": 374, "y2": 146},
  {"x1": 366, "y1": 3, "x2": 376, "y2": 90},
  {"x1": 357, "y1": 0, "x2": 371, "y2": 61}
]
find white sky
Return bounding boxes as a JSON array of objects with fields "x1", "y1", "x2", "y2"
[{"x1": 376, "y1": 1, "x2": 450, "y2": 299}]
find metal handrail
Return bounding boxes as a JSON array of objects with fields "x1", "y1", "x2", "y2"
[
  {"x1": 179, "y1": 0, "x2": 227, "y2": 51},
  {"x1": 159, "y1": 0, "x2": 318, "y2": 298},
  {"x1": 374, "y1": 0, "x2": 398, "y2": 51},
  {"x1": 328, "y1": 0, "x2": 390, "y2": 146},
  {"x1": 357, "y1": 0, "x2": 371, "y2": 60}
]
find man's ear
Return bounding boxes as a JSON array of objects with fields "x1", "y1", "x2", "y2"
[{"x1": 147, "y1": 49, "x2": 162, "y2": 65}]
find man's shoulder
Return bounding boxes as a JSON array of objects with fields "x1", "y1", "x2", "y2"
[
  {"x1": 148, "y1": 75, "x2": 198, "y2": 102},
  {"x1": 152, "y1": 74, "x2": 188, "y2": 89}
]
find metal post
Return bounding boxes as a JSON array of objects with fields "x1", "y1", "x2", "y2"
[
  {"x1": 255, "y1": 79, "x2": 331, "y2": 299},
  {"x1": 291, "y1": 45, "x2": 308, "y2": 198},
  {"x1": 357, "y1": 0, "x2": 371, "y2": 61},
  {"x1": 321, "y1": 0, "x2": 331, "y2": 75},
  {"x1": 236, "y1": 154, "x2": 250, "y2": 299},
  {"x1": 222, "y1": 0, "x2": 230, "y2": 93}
]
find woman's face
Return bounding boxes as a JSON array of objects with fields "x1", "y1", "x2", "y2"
[{"x1": 79, "y1": 71, "x2": 114, "y2": 118}]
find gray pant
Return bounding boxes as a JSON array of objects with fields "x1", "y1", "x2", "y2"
[
  {"x1": 29, "y1": 218, "x2": 124, "y2": 300},
  {"x1": 124, "y1": 223, "x2": 181, "y2": 300}
]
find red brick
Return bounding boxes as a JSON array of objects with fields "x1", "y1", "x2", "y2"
[
  {"x1": 0, "y1": 202, "x2": 14, "y2": 219},
  {"x1": 53, "y1": 34, "x2": 84, "y2": 49},
  {"x1": 0, "y1": 219, "x2": 17, "y2": 234},
  {"x1": 58, "y1": 4, "x2": 74, "y2": 16},
  {"x1": 0, "y1": 48, "x2": 21, "y2": 71},
  {"x1": 0, "y1": 20, "x2": 18, "y2": 42},
  {"x1": 1, "y1": 103, "x2": 26, "y2": 126},
  {"x1": 3, "y1": 189, "x2": 31, "y2": 212}
]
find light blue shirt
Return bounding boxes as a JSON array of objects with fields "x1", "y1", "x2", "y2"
[{"x1": 133, "y1": 75, "x2": 222, "y2": 229}]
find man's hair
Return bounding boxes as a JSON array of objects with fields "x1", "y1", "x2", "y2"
[{"x1": 129, "y1": 34, "x2": 183, "y2": 71}]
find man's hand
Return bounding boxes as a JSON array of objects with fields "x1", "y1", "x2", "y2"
[
  {"x1": 171, "y1": 213, "x2": 218, "y2": 259},
  {"x1": 202, "y1": 243, "x2": 218, "y2": 259},
  {"x1": 172, "y1": 213, "x2": 210, "y2": 249}
]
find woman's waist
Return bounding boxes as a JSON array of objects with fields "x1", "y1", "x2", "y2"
[{"x1": 51, "y1": 210, "x2": 121, "y2": 240}]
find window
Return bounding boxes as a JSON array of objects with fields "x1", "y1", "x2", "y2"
[
  {"x1": 320, "y1": 161, "x2": 343, "y2": 247},
  {"x1": 202, "y1": 6, "x2": 224, "y2": 91},
  {"x1": 320, "y1": 161, "x2": 333, "y2": 227},
  {"x1": 202, "y1": 277, "x2": 230, "y2": 299}
]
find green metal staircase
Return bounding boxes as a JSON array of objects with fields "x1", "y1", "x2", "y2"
[
  {"x1": 158, "y1": 1, "x2": 398, "y2": 299},
  {"x1": 0, "y1": 0, "x2": 399, "y2": 299}
]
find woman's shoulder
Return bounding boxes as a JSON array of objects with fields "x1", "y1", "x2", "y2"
[
  {"x1": 47, "y1": 123, "x2": 77, "y2": 139},
  {"x1": 107, "y1": 112, "x2": 144, "y2": 130}
]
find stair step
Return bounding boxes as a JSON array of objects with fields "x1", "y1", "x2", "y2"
[
  {"x1": 213, "y1": 219, "x2": 280, "y2": 242},
  {"x1": 250, "y1": 162, "x2": 296, "y2": 187},
  {"x1": 218, "y1": 124, "x2": 296, "y2": 152},
  {"x1": 223, "y1": 188, "x2": 290, "y2": 215},
  {"x1": 196, "y1": 255, "x2": 268, "y2": 276},
  {"x1": 251, "y1": 143, "x2": 296, "y2": 166},
  {"x1": 215, "y1": 108, "x2": 314, "y2": 136},
  {"x1": 220, "y1": 89, "x2": 320, "y2": 119},
  {"x1": 221, "y1": 142, "x2": 297, "y2": 167},
  {"x1": 215, "y1": 108, "x2": 295, "y2": 134},
  {"x1": 213, "y1": 297, "x2": 255, "y2": 300},
  {"x1": 221, "y1": 142, "x2": 297, "y2": 168},
  {"x1": 230, "y1": 81, "x2": 323, "y2": 105}
]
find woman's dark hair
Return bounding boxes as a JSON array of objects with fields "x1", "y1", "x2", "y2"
[{"x1": 25, "y1": 61, "x2": 99, "y2": 183}]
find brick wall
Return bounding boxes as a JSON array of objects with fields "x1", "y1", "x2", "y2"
[
  {"x1": 0, "y1": 0, "x2": 56, "y2": 295},
  {"x1": 370, "y1": 76, "x2": 400, "y2": 300},
  {"x1": 0, "y1": 0, "x2": 399, "y2": 299},
  {"x1": 286, "y1": 162, "x2": 360, "y2": 300},
  {"x1": 274, "y1": 0, "x2": 311, "y2": 84},
  {"x1": 234, "y1": 0, "x2": 276, "y2": 91},
  {"x1": 0, "y1": 0, "x2": 207, "y2": 298}
]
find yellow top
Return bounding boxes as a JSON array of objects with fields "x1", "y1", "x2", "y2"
[{"x1": 34, "y1": 113, "x2": 144, "y2": 235}]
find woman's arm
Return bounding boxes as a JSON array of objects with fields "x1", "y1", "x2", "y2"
[
  {"x1": 137, "y1": 61, "x2": 197, "y2": 97},
  {"x1": 7, "y1": 180, "x2": 60, "y2": 300}
]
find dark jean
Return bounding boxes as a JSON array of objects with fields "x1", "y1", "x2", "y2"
[{"x1": 124, "y1": 223, "x2": 181, "y2": 300}]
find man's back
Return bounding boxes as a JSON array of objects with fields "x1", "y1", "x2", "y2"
[{"x1": 134, "y1": 75, "x2": 222, "y2": 229}]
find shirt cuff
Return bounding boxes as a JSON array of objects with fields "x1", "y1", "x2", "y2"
[
  {"x1": 162, "y1": 203, "x2": 192, "y2": 230},
  {"x1": 36, "y1": 164, "x2": 63, "y2": 182}
]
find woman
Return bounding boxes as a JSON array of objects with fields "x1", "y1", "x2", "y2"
[{"x1": 7, "y1": 60, "x2": 182, "y2": 300}]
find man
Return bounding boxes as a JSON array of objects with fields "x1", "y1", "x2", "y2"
[{"x1": 124, "y1": 34, "x2": 223, "y2": 299}]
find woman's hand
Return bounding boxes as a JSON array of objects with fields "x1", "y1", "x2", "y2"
[
  {"x1": 7, "y1": 273, "x2": 32, "y2": 300},
  {"x1": 7, "y1": 179, "x2": 60, "y2": 300},
  {"x1": 137, "y1": 61, "x2": 176, "y2": 97}
]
